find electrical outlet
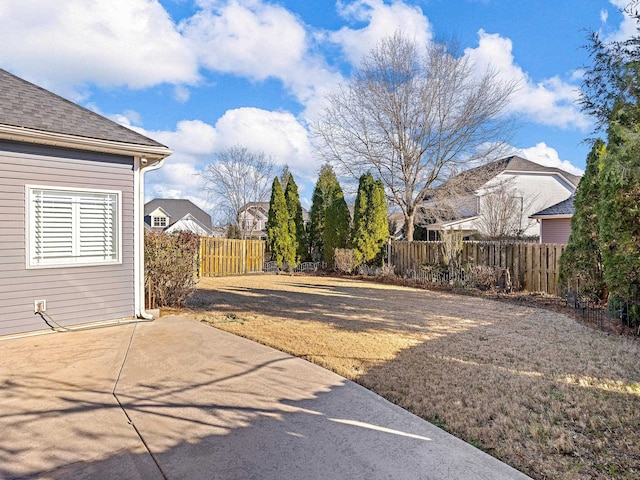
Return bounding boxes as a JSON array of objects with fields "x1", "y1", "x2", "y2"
[{"x1": 34, "y1": 300, "x2": 46, "y2": 313}]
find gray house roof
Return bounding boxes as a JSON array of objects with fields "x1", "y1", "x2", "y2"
[
  {"x1": 0, "y1": 68, "x2": 166, "y2": 148},
  {"x1": 502, "y1": 156, "x2": 582, "y2": 187},
  {"x1": 239, "y1": 201, "x2": 310, "y2": 222},
  {"x1": 144, "y1": 199, "x2": 213, "y2": 230},
  {"x1": 440, "y1": 156, "x2": 581, "y2": 193},
  {"x1": 531, "y1": 194, "x2": 575, "y2": 218}
]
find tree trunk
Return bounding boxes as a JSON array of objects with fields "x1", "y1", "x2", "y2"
[{"x1": 404, "y1": 211, "x2": 415, "y2": 242}]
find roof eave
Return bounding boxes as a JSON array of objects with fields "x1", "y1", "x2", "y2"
[
  {"x1": 530, "y1": 213, "x2": 573, "y2": 219},
  {"x1": 501, "y1": 169, "x2": 580, "y2": 189},
  {"x1": 427, "y1": 215, "x2": 480, "y2": 229},
  {"x1": 0, "y1": 124, "x2": 173, "y2": 162}
]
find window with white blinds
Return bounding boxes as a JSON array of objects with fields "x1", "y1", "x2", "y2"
[{"x1": 27, "y1": 186, "x2": 121, "y2": 268}]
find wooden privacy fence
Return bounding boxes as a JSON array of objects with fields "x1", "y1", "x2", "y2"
[
  {"x1": 390, "y1": 241, "x2": 566, "y2": 295},
  {"x1": 199, "y1": 238, "x2": 266, "y2": 277}
]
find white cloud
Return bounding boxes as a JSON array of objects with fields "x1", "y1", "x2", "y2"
[
  {"x1": 136, "y1": 106, "x2": 318, "y2": 211},
  {"x1": 606, "y1": 0, "x2": 638, "y2": 41},
  {"x1": 0, "y1": 0, "x2": 199, "y2": 99},
  {"x1": 174, "y1": 85, "x2": 192, "y2": 103},
  {"x1": 518, "y1": 143, "x2": 584, "y2": 176},
  {"x1": 330, "y1": 0, "x2": 433, "y2": 65},
  {"x1": 213, "y1": 107, "x2": 317, "y2": 177},
  {"x1": 182, "y1": 0, "x2": 341, "y2": 113},
  {"x1": 148, "y1": 120, "x2": 219, "y2": 156},
  {"x1": 600, "y1": 9, "x2": 609, "y2": 23},
  {"x1": 464, "y1": 30, "x2": 591, "y2": 131},
  {"x1": 183, "y1": 0, "x2": 306, "y2": 81}
]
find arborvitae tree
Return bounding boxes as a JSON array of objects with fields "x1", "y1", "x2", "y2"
[
  {"x1": 284, "y1": 174, "x2": 308, "y2": 262},
  {"x1": 350, "y1": 173, "x2": 389, "y2": 265},
  {"x1": 308, "y1": 164, "x2": 336, "y2": 261},
  {"x1": 280, "y1": 164, "x2": 291, "y2": 190},
  {"x1": 559, "y1": 139, "x2": 606, "y2": 300},
  {"x1": 598, "y1": 101, "x2": 640, "y2": 300},
  {"x1": 324, "y1": 179, "x2": 350, "y2": 265},
  {"x1": 266, "y1": 177, "x2": 296, "y2": 268}
]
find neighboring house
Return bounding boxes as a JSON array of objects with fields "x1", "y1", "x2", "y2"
[
  {"x1": 530, "y1": 194, "x2": 575, "y2": 244},
  {"x1": 144, "y1": 199, "x2": 214, "y2": 236},
  {"x1": 238, "y1": 201, "x2": 309, "y2": 239},
  {"x1": 238, "y1": 202, "x2": 270, "y2": 239},
  {"x1": 420, "y1": 156, "x2": 581, "y2": 240},
  {"x1": 0, "y1": 69, "x2": 172, "y2": 336}
]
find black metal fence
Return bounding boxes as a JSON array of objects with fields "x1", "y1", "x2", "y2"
[{"x1": 563, "y1": 291, "x2": 640, "y2": 335}]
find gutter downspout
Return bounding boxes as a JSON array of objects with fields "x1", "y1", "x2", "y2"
[{"x1": 134, "y1": 156, "x2": 165, "y2": 320}]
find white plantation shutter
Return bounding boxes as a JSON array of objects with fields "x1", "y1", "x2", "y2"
[
  {"x1": 78, "y1": 193, "x2": 117, "y2": 260},
  {"x1": 28, "y1": 187, "x2": 120, "y2": 267},
  {"x1": 33, "y1": 190, "x2": 74, "y2": 262}
]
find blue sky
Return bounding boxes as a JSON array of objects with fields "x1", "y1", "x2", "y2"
[{"x1": 0, "y1": 0, "x2": 635, "y2": 220}]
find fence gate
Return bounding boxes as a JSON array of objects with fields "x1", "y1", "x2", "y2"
[{"x1": 199, "y1": 238, "x2": 266, "y2": 277}]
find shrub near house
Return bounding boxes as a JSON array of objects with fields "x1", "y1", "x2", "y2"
[{"x1": 145, "y1": 232, "x2": 200, "y2": 308}]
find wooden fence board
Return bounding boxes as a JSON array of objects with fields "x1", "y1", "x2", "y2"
[
  {"x1": 199, "y1": 238, "x2": 266, "y2": 277},
  {"x1": 390, "y1": 241, "x2": 566, "y2": 295}
]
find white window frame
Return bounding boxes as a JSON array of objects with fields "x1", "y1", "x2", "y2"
[
  {"x1": 26, "y1": 185, "x2": 122, "y2": 269},
  {"x1": 152, "y1": 215, "x2": 168, "y2": 228}
]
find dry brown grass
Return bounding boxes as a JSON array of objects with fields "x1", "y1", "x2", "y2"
[{"x1": 187, "y1": 274, "x2": 640, "y2": 479}]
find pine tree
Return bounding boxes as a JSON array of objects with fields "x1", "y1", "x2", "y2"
[
  {"x1": 324, "y1": 178, "x2": 350, "y2": 265},
  {"x1": 598, "y1": 101, "x2": 640, "y2": 301},
  {"x1": 284, "y1": 174, "x2": 308, "y2": 262},
  {"x1": 559, "y1": 139, "x2": 606, "y2": 300},
  {"x1": 350, "y1": 173, "x2": 389, "y2": 265},
  {"x1": 266, "y1": 177, "x2": 296, "y2": 268},
  {"x1": 308, "y1": 164, "x2": 335, "y2": 262}
]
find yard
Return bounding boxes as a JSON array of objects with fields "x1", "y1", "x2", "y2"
[{"x1": 187, "y1": 274, "x2": 640, "y2": 479}]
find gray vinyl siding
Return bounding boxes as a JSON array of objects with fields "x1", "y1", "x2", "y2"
[
  {"x1": 540, "y1": 218, "x2": 572, "y2": 244},
  {"x1": 0, "y1": 141, "x2": 135, "y2": 336}
]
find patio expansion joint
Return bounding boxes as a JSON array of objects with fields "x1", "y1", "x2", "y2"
[{"x1": 112, "y1": 322, "x2": 169, "y2": 480}]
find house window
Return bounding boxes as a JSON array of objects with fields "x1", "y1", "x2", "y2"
[
  {"x1": 153, "y1": 216, "x2": 168, "y2": 228},
  {"x1": 26, "y1": 186, "x2": 121, "y2": 268}
]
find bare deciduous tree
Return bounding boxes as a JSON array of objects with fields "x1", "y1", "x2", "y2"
[
  {"x1": 313, "y1": 32, "x2": 517, "y2": 241},
  {"x1": 417, "y1": 160, "x2": 510, "y2": 231},
  {"x1": 474, "y1": 176, "x2": 539, "y2": 239},
  {"x1": 200, "y1": 146, "x2": 275, "y2": 238}
]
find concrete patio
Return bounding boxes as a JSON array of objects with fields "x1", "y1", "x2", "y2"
[{"x1": 0, "y1": 316, "x2": 530, "y2": 479}]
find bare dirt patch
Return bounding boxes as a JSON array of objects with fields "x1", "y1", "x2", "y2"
[{"x1": 188, "y1": 274, "x2": 640, "y2": 479}]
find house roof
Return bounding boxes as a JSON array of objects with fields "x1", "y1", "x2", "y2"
[
  {"x1": 144, "y1": 199, "x2": 213, "y2": 230},
  {"x1": 501, "y1": 156, "x2": 581, "y2": 187},
  {"x1": 530, "y1": 194, "x2": 575, "y2": 218},
  {"x1": 239, "y1": 202, "x2": 270, "y2": 215},
  {"x1": 442, "y1": 156, "x2": 581, "y2": 192},
  {"x1": 239, "y1": 201, "x2": 309, "y2": 222},
  {"x1": 0, "y1": 68, "x2": 166, "y2": 149},
  {"x1": 165, "y1": 213, "x2": 214, "y2": 236}
]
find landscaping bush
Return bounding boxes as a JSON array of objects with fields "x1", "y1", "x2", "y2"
[
  {"x1": 333, "y1": 248, "x2": 357, "y2": 273},
  {"x1": 414, "y1": 262, "x2": 501, "y2": 291},
  {"x1": 145, "y1": 231, "x2": 200, "y2": 308},
  {"x1": 358, "y1": 262, "x2": 396, "y2": 278},
  {"x1": 472, "y1": 265, "x2": 500, "y2": 291}
]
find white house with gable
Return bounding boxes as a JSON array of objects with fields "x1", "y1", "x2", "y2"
[{"x1": 420, "y1": 156, "x2": 581, "y2": 240}]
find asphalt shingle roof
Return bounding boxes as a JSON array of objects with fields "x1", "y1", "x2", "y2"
[
  {"x1": 531, "y1": 195, "x2": 575, "y2": 217},
  {"x1": 503, "y1": 156, "x2": 582, "y2": 187},
  {"x1": 444, "y1": 156, "x2": 582, "y2": 192},
  {"x1": 0, "y1": 69, "x2": 166, "y2": 148},
  {"x1": 144, "y1": 199, "x2": 213, "y2": 229},
  {"x1": 240, "y1": 201, "x2": 309, "y2": 222}
]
